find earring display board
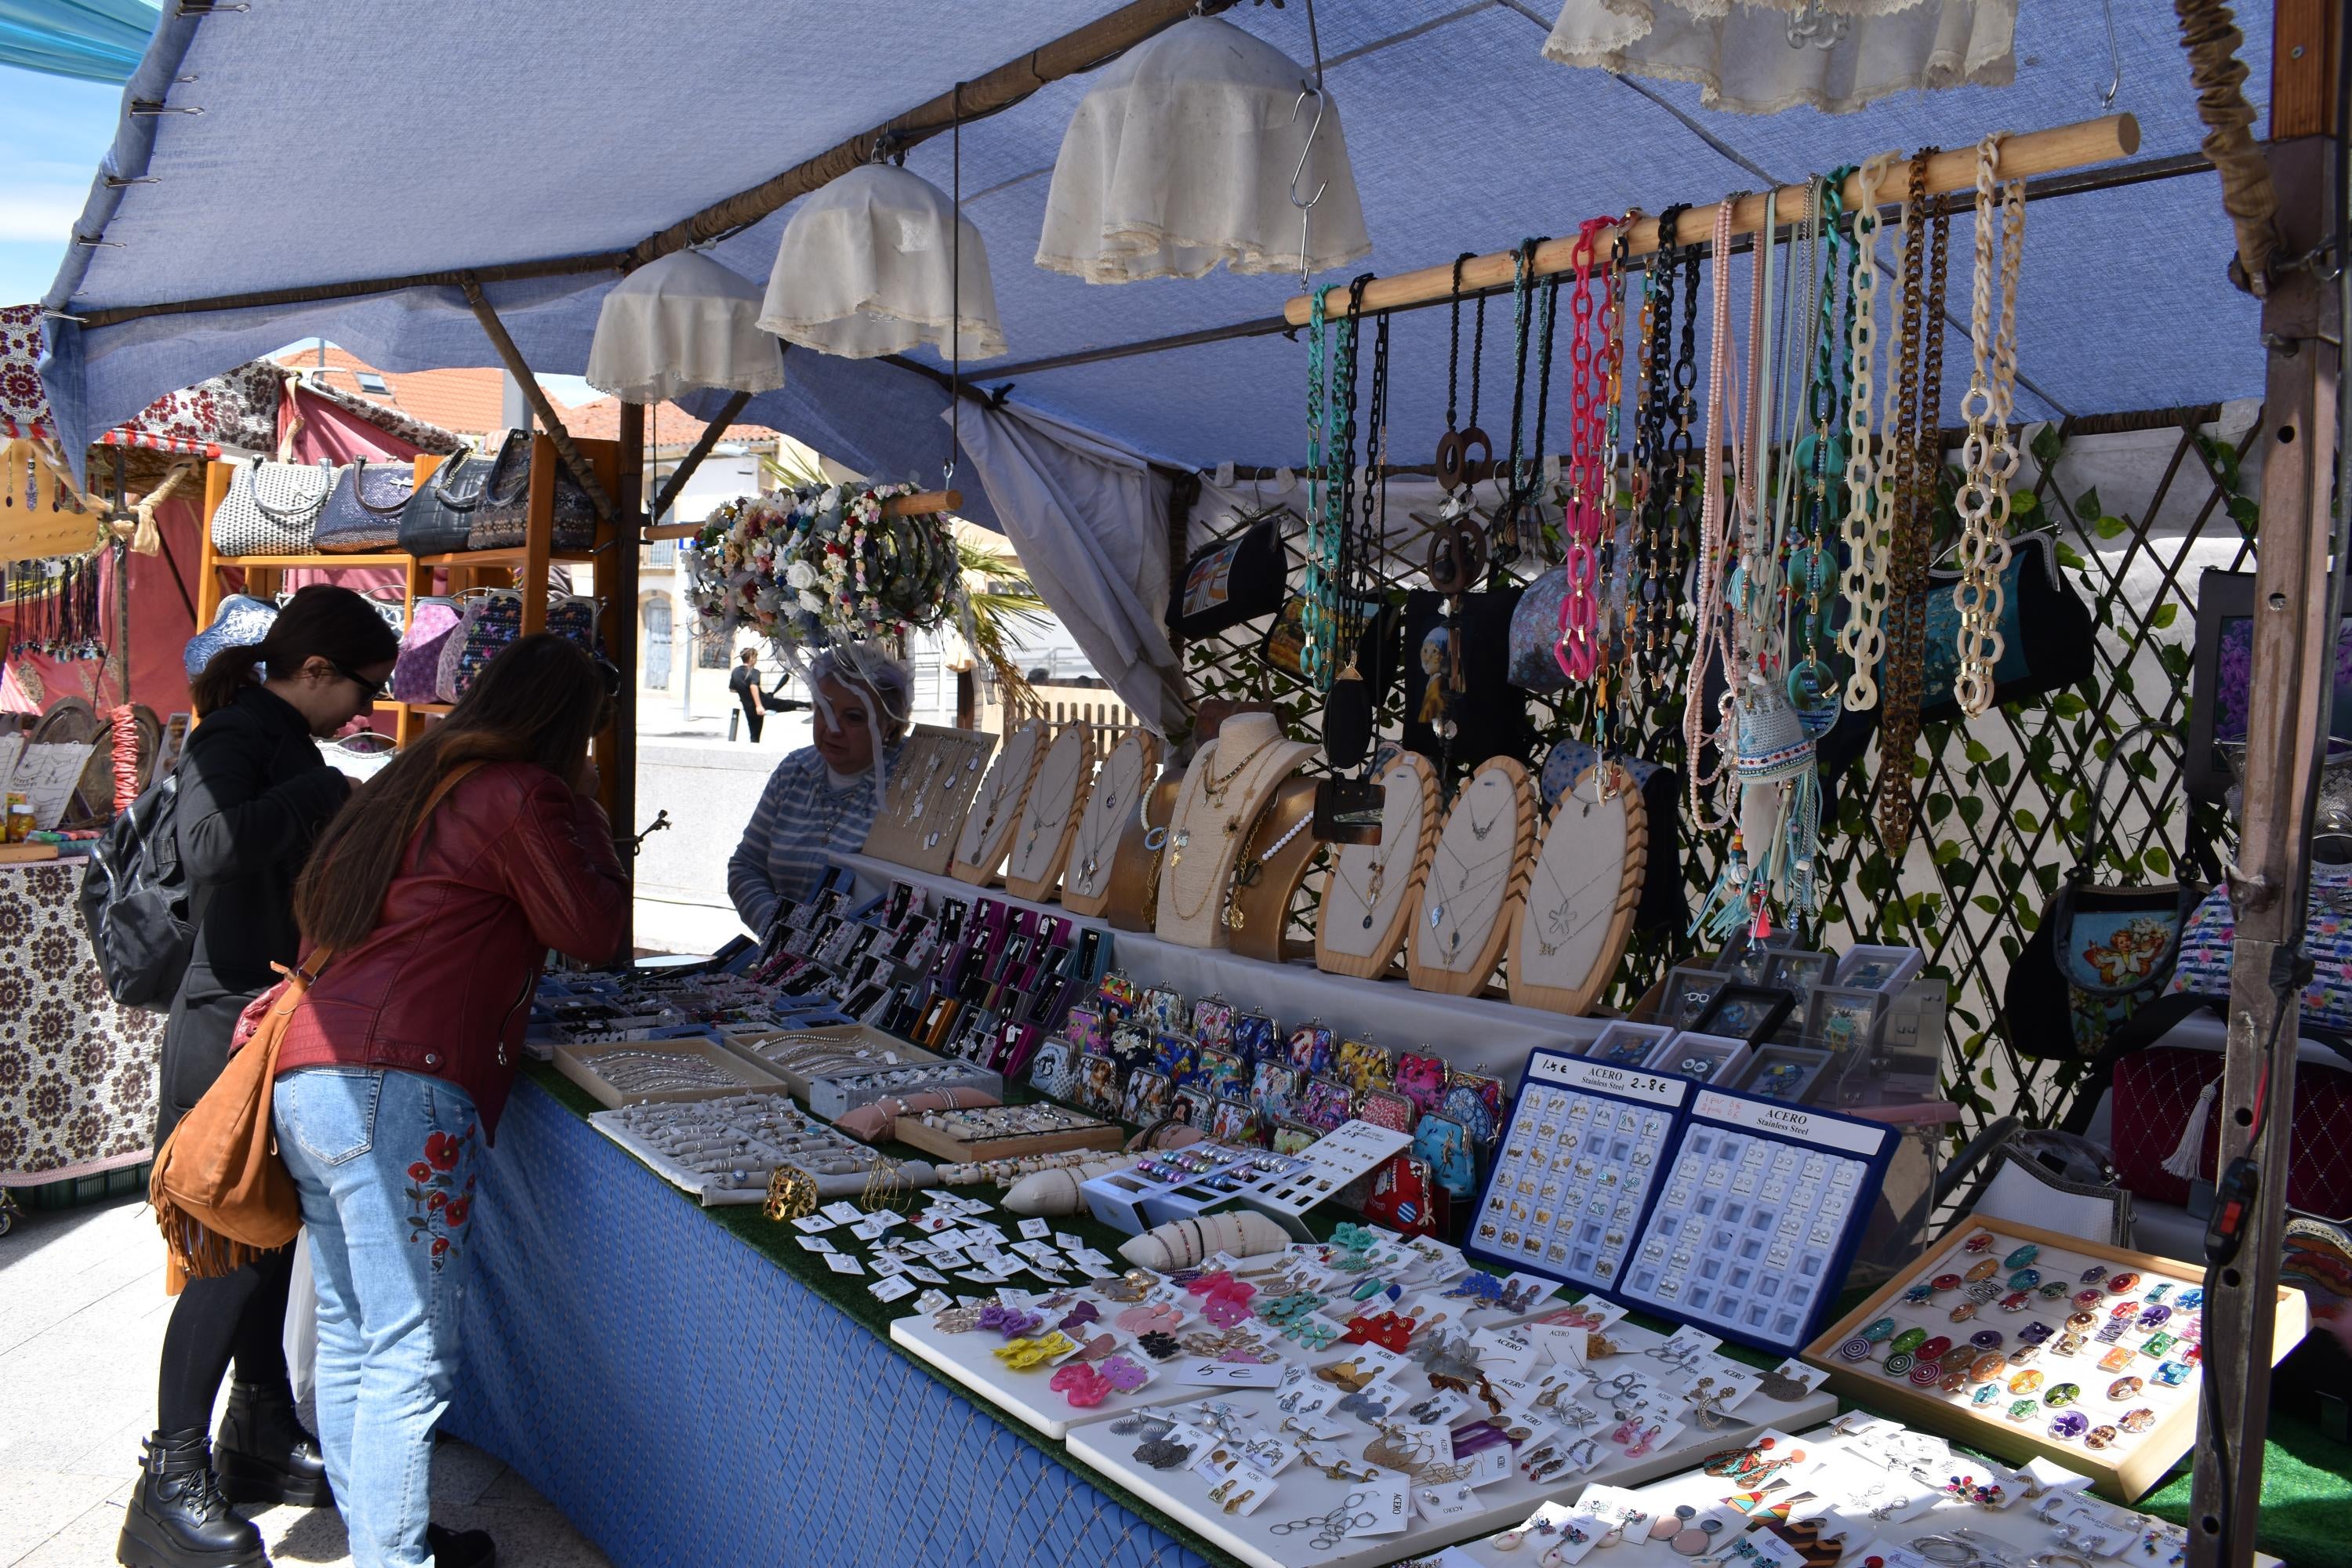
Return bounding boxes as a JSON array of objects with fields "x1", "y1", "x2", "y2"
[
  {"x1": 1105, "y1": 768, "x2": 1183, "y2": 933},
  {"x1": 1224, "y1": 776, "x2": 1324, "y2": 964},
  {"x1": 1507, "y1": 764, "x2": 1646, "y2": 1017},
  {"x1": 1062, "y1": 730, "x2": 1161, "y2": 916},
  {"x1": 1801, "y1": 1214, "x2": 2310, "y2": 1502},
  {"x1": 1004, "y1": 723, "x2": 1098, "y2": 902},
  {"x1": 1616, "y1": 1089, "x2": 1898, "y2": 1358},
  {"x1": 951, "y1": 717, "x2": 1051, "y2": 886},
  {"x1": 1407, "y1": 756, "x2": 1537, "y2": 996},
  {"x1": 861, "y1": 724, "x2": 998, "y2": 876},
  {"x1": 1467, "y1": 1048, "x2": 1691, "y2": 1293},
  {"x1": 1154, "y1": 713, "x2": 1316, "y2": 949},
  {"x1": 1314, "y1": 751, "x2": 1439, "y2": 979}
]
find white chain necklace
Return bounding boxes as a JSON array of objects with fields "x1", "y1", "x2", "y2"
[
  {"x1": 1838, "y1": 152, "x2": 1897, "y2": 712},
  {"x1": 1954, "y1": 132, "x2": 2025, "y2": 719}
]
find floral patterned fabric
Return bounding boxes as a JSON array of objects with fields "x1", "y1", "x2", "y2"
[
  {"x1": 0, "y1": 862, "x2": 162, "y2": 1183},
  {"x1": 1, "y1": 305, "x2": 280, "y2": 455}
]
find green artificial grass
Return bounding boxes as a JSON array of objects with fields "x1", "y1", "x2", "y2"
[{"x1": 521, "y1": 1065, "x2": 2352, "y2": 1566}]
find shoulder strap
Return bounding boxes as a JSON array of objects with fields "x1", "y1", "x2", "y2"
[{"x1": 2080, "y1": 720, "x2": 2185, "y2": 877}]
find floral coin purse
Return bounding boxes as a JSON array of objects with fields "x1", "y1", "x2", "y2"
[
  {"x1": 1231, "y1": 1013, "x2": 1279, "y2": 1065},
  {"x1": 1286, "y1": 1022, "x2": 1336, "y2": 1077},
  {"x1": 1298, "y1": 1076, "x2": 1354, "y2": 1133},
  {"x1": 1153, "y1": 1033, "x2": 1202, "y2": 1087},
  {"x1": 1140, "y1": 986, "x2": 1185, "y2": 1035},
  {"x1": 1358, "y1": 1090, "x2": 1418, "y2": 1133},
  {"x1": 1335, "y1": 1038, "x2": 1394, "y2": 1097},
  {"x1": 1250, "y1": 1062, "x2": 1298, "y2": 1126},
  {"x1": 1191, "y1": 996, "x2": 1236, "y2": 1048}
]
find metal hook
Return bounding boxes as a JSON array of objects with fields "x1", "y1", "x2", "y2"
[
  {"x1": 2095, "y1": 0, "x2": 2122, "y2": 108},
  {"x1": 1287, "y1": 0, "x2": 1331, "y2": 294}
]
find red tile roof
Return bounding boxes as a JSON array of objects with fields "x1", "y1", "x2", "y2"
[{"x1": 557, "y1": 394, "x2": 779, "y2": 449}]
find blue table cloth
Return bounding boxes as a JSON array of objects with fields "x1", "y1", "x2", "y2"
[{"x1": 445, "y1": 1078, "x2": 1220, "y2": 1568}]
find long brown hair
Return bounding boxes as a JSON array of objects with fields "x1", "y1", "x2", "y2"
[
  {"x1": 191, "y1": 584, "x2": 400, "y2": 717},
  {"x1": 296, "y1": 633, "x2": 608, "y2": 949}
]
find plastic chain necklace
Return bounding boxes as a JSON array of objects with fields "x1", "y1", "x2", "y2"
[
  {"x1": 1838, "y1": 154, "x2": 1900, "y2": 712},
  {"x1": 1597, "y1": 220, "x2": 1632, "y2": 746},
  {"x1": 1305, "y1": 281, "x2": 1363, "y2": 694},
  {"x1": 1628, "y1": 202, "x2": 1686, "y2": 705},
  {"x1": 1877, "y1": 150, "x2": 1951, "y2": 854},
  {"x1": 1305, "y1": 287, "x2": 1330, "y2": 684},
  {"x1": 1556, "y1": 214, "x2": 1623, "y2": 687},
  {"x1": 1954, "y1": 132, "x2": 2026, "y2": 719},
  {"x1": 1787, "y1": 166, "x2": 1856, "y2": 735}
]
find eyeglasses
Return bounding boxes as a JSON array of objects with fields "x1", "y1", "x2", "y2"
[{"x1": 333, "y1": 662, "x2": 388, "y2": 703}]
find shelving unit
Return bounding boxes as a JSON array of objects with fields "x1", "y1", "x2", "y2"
[{"x1": 194, "y1": 434, "x2": 635, "y2": 828}]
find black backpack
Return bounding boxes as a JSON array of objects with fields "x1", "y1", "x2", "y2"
[{"x1": 78, "y1": 771, "x2": 193, "y2": 1011}]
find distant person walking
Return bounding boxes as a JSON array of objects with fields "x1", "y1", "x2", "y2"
[{"x1": 728, "y1": 648, "x2": 771, "y2": 742}]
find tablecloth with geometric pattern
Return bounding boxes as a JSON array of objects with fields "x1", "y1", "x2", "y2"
[
  {"x1": 0, "y1": 859, "x2": 162, "y2": 1185},
  {"x1": 446, "y1": 1079, "x2": 1221, "y2": 1568}
]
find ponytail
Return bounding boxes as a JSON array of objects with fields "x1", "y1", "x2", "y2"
[{"x1": 191, "y1": 643, "x2": 267, "y2": 718}]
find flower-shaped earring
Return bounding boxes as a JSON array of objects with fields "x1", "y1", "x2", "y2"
[
  {"x1": 1051, "y1": 1363, "x2": 1111, "y2": 1406},
  {"x1": 980, "y1": 1304, "x2": 1044, "y2": 1339},
  {"x1": 1134, "y1": 1330, "x2": 1183, "y2": 1362},
  {"x1": 1099, "y1": 1356, "x2": 1149, "y2": 1393},
  {"x1": 1116, "y1": 1303, "x2": 1185, "y2": 1335},
  {"x1": 1058, "y1": 1301, "x2": 1101, "y2": 1335}
]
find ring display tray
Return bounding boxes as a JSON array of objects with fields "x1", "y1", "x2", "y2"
[
  {"x1": 715, "y1": 1021, "x2": 1004, "y2": 1118},
  {"x1": 890, "y1": 1103, "x2": 1127, "y2": 1163}
]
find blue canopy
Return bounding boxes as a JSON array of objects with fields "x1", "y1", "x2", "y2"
[
  {"x1": 38, "y1": 0, "x2": 2270, "y2": 503},
  {"x1": 0, "y1": 0, "x2": 156, "y2": 85}
]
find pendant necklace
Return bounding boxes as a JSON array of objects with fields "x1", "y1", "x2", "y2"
[
  {"x1": 1532, "y1": 844, "x2": 1617, "y2": 959},
  {"x1": 1070, "y1": 746, "x2": 1139, "y2": 893},
  {"x1": 1334, "y1": 793, "x2": 1416, "y2": 929},
  {"x1": 1429, "y1": 833, "x2": 1517, "y2": 959},
  {"x1": 1167, "y1": 735, "x2": 1283, "y2": 885},
  {"x1": 1018, "y1": 738, "x2": 1088, "y2": 861}
]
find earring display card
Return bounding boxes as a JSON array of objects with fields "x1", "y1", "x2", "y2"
[
  {"x1": 1465, "y1": 1050, "x2": 1690, "y2": 1294},
  {"x1": 1617, "y1": 1089, "x2": 1896, "y2": 1358},
  {"x1": 1232, "y1": 1119, "x2": 1414, "y2": 1234},
  {"x1": 1800, "y1": 1213, "x2": 2310, "y2": 1502}
]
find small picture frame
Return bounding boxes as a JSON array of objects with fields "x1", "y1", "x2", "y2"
[
  {"x1": 1660, "y1": 966, "x2": 1730, "y2": 1028},
  {"x1": 1765, "y1": 949, "x2": 1835, "y2": 993},
  {"x1": 1835, "y1": 944, "x2": 1926, "y2": 993},
  {"x1": 1120, "y1": 1068, "x2": 1173, "y2": 1126},
  {"x1": 1588, "y1": 1020, "x2": 1671, "y2": 1069},
  {"x1": 1644, "y1": 1030, "x2": 1751, "y2": 1085},
  {"x1": 1693, "y1": 983, "x2": 1798, "y2": 1045},
  {"x1": 1805, "y1": 985, "x2": 1888, "y2": 1058},
  {"x1": 1740, "y1": 1044, "x2": 1833, "y2": 1103}
]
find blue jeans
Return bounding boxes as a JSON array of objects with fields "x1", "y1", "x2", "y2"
[{"x1": 275, "y1": 1067, "x2": 482, "y2": 1568}]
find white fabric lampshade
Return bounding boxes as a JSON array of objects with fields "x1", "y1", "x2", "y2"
[
  {"x1": 585, "y1": 249, "x2": 786, "y2": 402},
  {"x1": 1541, "y1": 0, "x2": 2015, "y2": 117},
  {"x1": 1036, "y1": 15, "x2": 1370, "y2": 285},
  {"x1": 758, "y1": 163, "x2": 1007, "y2": 361}
]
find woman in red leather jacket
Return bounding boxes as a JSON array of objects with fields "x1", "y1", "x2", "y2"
[{"x1": 270, "y1": 634, "x2": 627, "y2": 1568}]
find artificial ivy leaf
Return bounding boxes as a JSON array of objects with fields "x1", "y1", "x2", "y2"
[
  {"x1": 2013, "y1": 809, "x2": 2039, "y2": 834},
  {"x1": 2145, "y1": 844, "x2": 2172, "y2": 875},
  {"x1": 2054, "y1": 542, "x2": 2089, "y2": 571},
  {"x1": 2150, "y1": 602, "x2": 2179, "y2": 631},
  {"x1": 2094, "y1": 514, "x2": 2129, "y2": 541},
  {"x1": 2075, "y1": 486, "x2": 2103, "y2": 519},
  {"x1": 2031, "y1": 424, "x2": 2062, "y2": 466}
]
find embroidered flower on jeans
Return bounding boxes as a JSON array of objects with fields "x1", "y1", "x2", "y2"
[
  {"x1": 407, "y1": 1122, "x2": 479, "y2": 1272},
  {"x1": 408, "y1": 1161, "x2": 432, "y2": 1182},
  {"x1": 425, "y1": 1131, "x2": 463, "y2": 1171}
]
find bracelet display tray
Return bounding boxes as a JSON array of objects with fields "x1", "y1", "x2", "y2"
[
  {"x1": 586, "y1": 1103, "x2": 887, "y2": 1207},
  {"x1": 891, "y1": 1105, "x2": 1127, "y2": 1163},
  {"x1": 1062, "y1": 1311, "x2": 1835, "y2": 1568},
  {"x1": 715, "y1": 1022, "x2": 1004, "y2": 1120},
  {"x1": 553, "y1": 1036, "x2": 786, "y2": 1109}
]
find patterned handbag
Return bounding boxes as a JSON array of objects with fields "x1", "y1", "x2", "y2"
[
  {"x1": 392, "y1": 597, "x2": 462, "y2": 703},
  {"x1": 1504, "y1": 564, "x2": 1575, "y2": 692},
  {"x1": 209, "y1": 459, "x2": 337, "y2": 557},
  {"x1": 398, "y1": 442, "x2": 491, "y2": 555},
  {"x1": 436, "y1": 591, "x2": 521, "y2": 702},
  {"x1": 2165, "y1": 859, "x2": 2352, "y2": 1032},
  {"x1": 466, "y1": 431, "x2": 596, "y2": 551},
  {"x1": 183, "y1": 593, "x2": 277, "y2": 677},
  {"x1": 313, "y1": 459, "x2": 415, "y2": 553}
]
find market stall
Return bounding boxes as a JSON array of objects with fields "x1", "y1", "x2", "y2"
[{"x1": 28, "y1": 2, "x2": 2350, "y2": 1566}]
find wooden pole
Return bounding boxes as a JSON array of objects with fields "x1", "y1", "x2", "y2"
[
  {"x1": 1282, "y1": 114, "x2": 2141, "y2": 327},
  {"x1": 646, "y1": 388, "x2": 756, "y2": 525},
  {"x1": 459, "y1": 274, "x2": 622, "y2": 528},
  {"x1": 608, "y1": 401, "x2": 644, "y2": 958},
  {"x1": 2183, "y1": 30, "x2": 2342, "y2": 1567},
  {"x1": 642, "y1": 487, "x2": 963, "y2": 541}
]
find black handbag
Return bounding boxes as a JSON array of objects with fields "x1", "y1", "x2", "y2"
[
  {"x1": 1167, "y1": 510, "x2": 1290, "y2": 638},
  {"x1": 398, "y1": 441, "x2": 492, "y2": 555},
  {"x1": 2002, "y1": 724, "x2": 2204, "y2": 1062},
  {"x1": 314, "y1": 459, "x2": 415, "y2": 553},
  {"x1": 466, "y1": 430, "x2": 596, "y2": 552}
]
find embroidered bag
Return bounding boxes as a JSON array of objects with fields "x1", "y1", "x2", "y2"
[
  {"x1": 313, "y1": 458, "x2": 415, "y2": 552},
  {"x1": 210, "y1": 458, "x2": 336, "y2": 557},
  {"x1": 1167, "y1": 510, "x2": 1289, "y2": 638},
  {"x1": 466, "y1": 430, "x2": 597, "y2": 551},
  {"x1": 392, "y1": 597, "x2": 462, "y2": 704}
]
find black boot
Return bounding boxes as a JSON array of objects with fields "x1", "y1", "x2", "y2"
[
  {"x1": 116, "y1": 1428, "x2": 267, "y2": 1568},
  {"x1": 426, "y1": 1523, "x2": 497, "y2": 1568},
  {"x1": 214, "y1": 1381, "x2": 334, "y2": 1508}
]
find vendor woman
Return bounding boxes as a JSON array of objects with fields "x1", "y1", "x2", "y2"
[{"x1": 727, "y1": 646, "x2": 911, "y2": 931}]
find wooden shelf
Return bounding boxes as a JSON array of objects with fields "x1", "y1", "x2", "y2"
[
  {"x1": 209, "y1": 551, "x2": 413, "y2": 569},
  {"x1": 413, "y1": 546, "x2": 598, "y2": 568}
]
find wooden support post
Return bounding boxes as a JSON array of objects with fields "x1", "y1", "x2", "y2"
[
  {"x1": 458, "y1": 273, "x2": 621, "y2": 525},
  {"x1": 608, "y1": 402, "x2": 644, "y2": 958},
  {"x1": 647, "y1": 387, "x2": 756, "y2": 525},
  {"x1": 2185, "y1": 128, "x2": 2343, "y2": 1568}
]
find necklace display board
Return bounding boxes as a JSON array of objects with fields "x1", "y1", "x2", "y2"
[
  {"x1": 1801, "y1": 1214, "x2": 2309, "y2": 1502},
  {"x1": 1224, "y1": 776, "x2": 1323, "y2": 964},
  {"x1": 861, "y1": 724, "x2": 998, "y2": 876},
  {"x1": 1507, "y1": 763, "x2": 1646, "y2": 1017},
  {"x1": 1105, "y1": 768, "x2": 1183, "y2": 934},
  {"x1": 951, "y1": 717, "x2": 1050, "y2": 886},
  {"x1": 1615, "y1": 1088, "x2": 1899, "y2": 1357},
  {"x1": 1004, "y1": 723, "x2": 1098, "y2": 902},
  {"x1": 1407, "y1": 757, "x2": 1536, "y2": 996},
  {"x1": 1315, "y1": 751, "x2": 1439, "y2": 980},
  {"x1": 1154, "y1": 713, "x2": 1316, "y2": 950},
  {"x1": 1062, "y1": 730, "x2": 1161, "y2": 916}
]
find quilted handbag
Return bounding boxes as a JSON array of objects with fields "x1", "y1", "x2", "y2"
[
  {"x1": 466, "y1": 430, "x2": 597, "y2": 552},
  {"x1": 1167, "y1": 510, "x2": 1289, "y2": 638},
  {"x1": 2111, "y1": 1045, "x2": 2352, "y2": 1218},
  {"x1": 436, "y1": 591, "x2": 521, "y2": 703},
  {"x1": 210, "y1": 459, "x2": 337, "y2": 557},
  {"x1": 313, "y1": 459, "x2": 415, "y2": 553},
  {"x1": 398, "y1": 442, "x2": 491, "y2": 555},
  {"x1": 392, "y1": 597, "x2": 462, "y2": 703}
]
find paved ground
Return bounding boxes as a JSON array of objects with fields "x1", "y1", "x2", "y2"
[{"x1": 0, "y1": 1196, "x2": 608, "y2": 1568}]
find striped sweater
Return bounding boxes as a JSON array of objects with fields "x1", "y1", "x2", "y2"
[{"x1": 726, "y1": 741, "x2": 905, "y2": 932}]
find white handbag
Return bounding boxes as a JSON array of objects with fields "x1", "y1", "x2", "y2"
[{"x1": 210, "y1": 459, "x2": 338, "y2": 557}]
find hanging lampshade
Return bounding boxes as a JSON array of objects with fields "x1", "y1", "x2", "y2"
[
  {"x1": 758, "y1": 164, "x2": 1007, "y2": 361},
  {"x1": 586, "y1": 249, "x2": 787, "y2": 403},
  {"x1": 1036, "y1": 15, "x2": 1370, "y2": 285}
]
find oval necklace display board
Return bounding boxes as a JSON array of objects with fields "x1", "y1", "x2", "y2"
[
  {"x1": 1314, "y1": 751, "x2": 1439, "y2": 979},
  {"x1": 1507, "y1": 762, "x2": 1647, "y2": 1015},
  {"x1": 1222, "y1": 775, "x2": 1323, "y2": 964},
  {"x1": 949, "y1": 717, "x2": 1047, "y2": 885},
  {"x1": 1407, "y1": 755, "x2": 1536, "y2": 997},
  {"x1": 1002, "y1": 723, "x2": 1097, "y2": 901},
  {"x1": 1058, "y1": 730, "x2": 1160, "y2": 916},
  {"x1": 1152, "y1": 712, "x2": 1314, "y2": 950}
]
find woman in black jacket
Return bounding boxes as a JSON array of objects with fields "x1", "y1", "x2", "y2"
[{"x1": 120, "y1": 586, "x2": 396, "y2": 1568}]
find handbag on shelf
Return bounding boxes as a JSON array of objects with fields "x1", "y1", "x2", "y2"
[
  {"x1": 182, "y1": 594, "x2": 277, "y2": 677},
  {"x1": 313, "y1": 459, "x2": 416, "y2": 553},
  {"x1": 1167, "y1": 510, "x2": 1290, "y2": 639},
  {"x1": 2002, "y1": 724, "x2": 2204, "y2": 1061},
  {"x1": 466, "y1": 430, "x2": 597, "y2": 552},
  {"x1": 393, "y1": 597, "x2": 463, "y2": 704},
  {"x1": 437, "y1": 590, "x2": 521, "y2": 703},
  {"x1": 543, "y1": 593, "x2": 601, "y2": 658},
  {"x1": 209, "y1": 459, "x2": 338, "y2": 557},
  {"x1": 398, "y1": 442, "x2": 491, "y2": 556}
]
